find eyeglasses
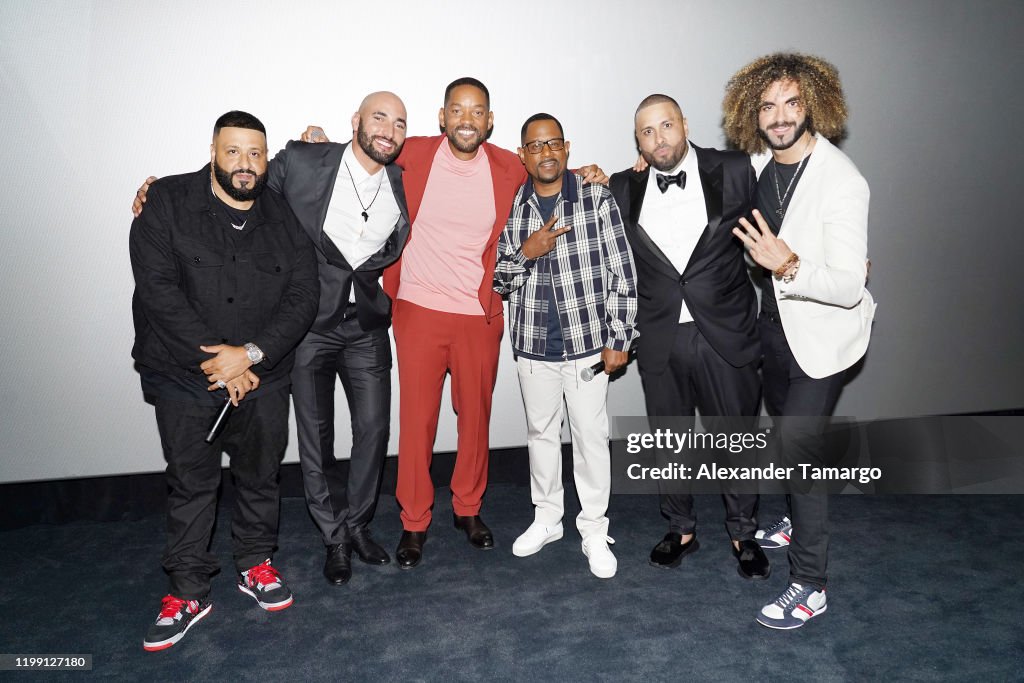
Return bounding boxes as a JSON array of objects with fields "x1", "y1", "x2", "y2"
[{"x1": 523, "y1": 138, "x2": 565, "y2": 154}]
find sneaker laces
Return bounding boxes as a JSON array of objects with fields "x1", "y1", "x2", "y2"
[
  {"x1": 763, "y1": 517, "x2": 791, "y2": 534},
  {"x1": 244, "y1": 561, "x2": 282, "y2": 590},
  {"x1": 772, "y1": 583, "x2": 808, "y2": 610},
  {"x1": 155, "y1": 595, "x2": 194, "y2": 625}
]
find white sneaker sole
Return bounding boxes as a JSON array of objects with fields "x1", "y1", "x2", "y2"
[
  {"x1": 756, "y1": 602, "x2": 827, "y2": 629},
  {"x1": 512, "y1": 529, "x2": 564, "y2": 557},
  {"x1": 237, "y1": 584, "x2": 294, "y2": 611}
]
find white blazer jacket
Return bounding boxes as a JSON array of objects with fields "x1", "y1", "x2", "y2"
[{"x1": 752, "y1": 134, "x2": 876, "y2": 379}]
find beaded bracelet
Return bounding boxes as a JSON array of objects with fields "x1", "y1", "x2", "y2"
[{"x1": 773, "y1": 252, "x2": 799, "y2": 278}]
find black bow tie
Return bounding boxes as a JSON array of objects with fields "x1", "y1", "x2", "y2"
[{"x1": 656, "y1": 171, "x2": 686, "y2": 193}]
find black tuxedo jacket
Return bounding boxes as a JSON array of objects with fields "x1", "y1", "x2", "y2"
[
  {"x1": 609, "y1": 144, "x2": 759, "y2": 374},
  {"x1": 268, "y1": 140, "x2": 410, "y2": 334}
]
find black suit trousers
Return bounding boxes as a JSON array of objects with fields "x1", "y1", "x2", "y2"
[
  {"x1": 291, "y1": 315, "x2": 391, "y2": 546},
  {"x1": 639, "y1": 322, "x2": 761, "y2": 540},
  {"x1": 760, "y1": 313, "x2": 845, "y2": 589}
]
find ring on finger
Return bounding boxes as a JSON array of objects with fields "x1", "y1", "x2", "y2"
[{"x1": 216, "y1": 380, "x2": 227, "y2": 389}]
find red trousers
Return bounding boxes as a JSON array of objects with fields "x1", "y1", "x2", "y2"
[{"x1": 392, "y1": 300, "x2": 503, "y2": 531}]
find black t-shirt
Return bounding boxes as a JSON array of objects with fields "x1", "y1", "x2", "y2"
[
  {"x1": 755, "y1": 156, "x2": 810, "y2": 316},
  {"x1": 535, "y1": 192, "x2": 565, "y2": 360}
]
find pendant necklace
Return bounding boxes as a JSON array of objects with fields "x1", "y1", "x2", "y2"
[
  {"x1": 343, "y1": 160, "x2": 384, "y2": 222},
  {"x1": 772, "y1": 136, "x2": 812, "y2": 219}
]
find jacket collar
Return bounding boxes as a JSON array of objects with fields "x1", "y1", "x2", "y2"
[{"x1": 516, "y1": 169, "x2": 578, "y2": 208}]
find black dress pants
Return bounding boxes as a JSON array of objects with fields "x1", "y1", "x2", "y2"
[
  {"x1": 291, "y1": 316, "x2": 391, "y2": 546},
  {"x1": 156, "y1": 388, "x2": 289, "y2": 599},
  {"x1": 760, "y1": 313, "x2": 845, "y2": 589},
  {"x1": 639, "y1": 322, "x2": 761, "y2": 541}
]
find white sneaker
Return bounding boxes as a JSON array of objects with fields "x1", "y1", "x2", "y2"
[
  {"x1": 512, "y1": 521, "x2": 564, "y2": 557},
  {"x1": 756, "y1": 582, "x2": 827, "y2": 629},
  {"x1": 581, "y1": 535, "x2": 617, "y2": 578}
]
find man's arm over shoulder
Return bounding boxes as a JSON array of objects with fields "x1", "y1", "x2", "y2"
[
  {"x1": 128, "y1": 179, "x2": 220, "y2": 369},
  {"x1": 249, "y1": 194, "x2": 320, "y2": 368}
]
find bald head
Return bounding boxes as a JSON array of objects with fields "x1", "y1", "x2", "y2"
[
  {"x1": 351, "y1": 90, "x2": 407, "y2": 169},
  {"x1": 634, "y1": 93, "x2": 690, "y2": 172},
  {"x1": 634, "y1": 93, "x2": 683, "y2": 121}
]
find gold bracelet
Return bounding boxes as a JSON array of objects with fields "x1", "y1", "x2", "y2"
[{"x1": 774, "y1": 252, "x2": 799, "y2": 278}]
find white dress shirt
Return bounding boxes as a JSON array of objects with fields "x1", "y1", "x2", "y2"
[
  {"x1": 322, "y1": 144, "x2": 401, "y2": 301},
  {"x1": 638, "y1": 143, "x2": 708, "y2": 323}
]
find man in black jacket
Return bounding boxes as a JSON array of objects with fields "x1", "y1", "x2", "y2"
[
  {"x1": 608, "y1": 95, "x2": 768, "y2": 581},
  {"x1": 130, "y1": 110, "x2": 318, "y2": 652}
]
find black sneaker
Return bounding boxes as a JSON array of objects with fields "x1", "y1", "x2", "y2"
[
  {"x1": 237, "y1": 559, "x2": 293, "y2": 611},
  {"x1": 142, "y1": 594, "x2": 212, "y2": 652}
]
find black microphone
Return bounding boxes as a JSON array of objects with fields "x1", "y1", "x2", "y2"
[
  {"x1": 581, "y1": 347, "x2": 637, "y2": 382},
  {"x1": 205, "y1": 397, "x2": 234, "y2": 443}
]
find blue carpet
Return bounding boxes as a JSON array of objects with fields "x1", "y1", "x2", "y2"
[{"x1": 1, "y1": 486, "x2": 1022, "y2": 681}]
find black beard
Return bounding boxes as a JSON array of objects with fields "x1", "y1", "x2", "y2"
[
  {"x1": 213, "y1": 161, "x2": 266, "y2": 201},
  {"x1": 446, "y1": 125, "x2": 490, "y2": 154},
  {"x1": 757, "y1": 118, "x2": 810, "y2": 152},
  {"x1": 357, "y1": 123, "x2": 401, "y2": 165},
  {"x1": 642, "y1": 141, "x2": 688, "y2": 173}
]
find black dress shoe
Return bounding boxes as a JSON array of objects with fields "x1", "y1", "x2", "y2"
[
  {"x1": 453, "y1": 514, "x2": 494, "y2": 550},
  {"x1": 649, "y1": 532, "x2": 699, "y2": 568},
  {"x1": 324, "y1": 543, "x2": 352, "y2": 585},
  {"x1": 396, "y1": 531, "x2": 427, "y2": 570},
  {"x1": 733, "y1": 539, "x2": 771, "y2": 580},
  {"x1": 350, "y1": 529, "x2": 390, "y2": 565}
]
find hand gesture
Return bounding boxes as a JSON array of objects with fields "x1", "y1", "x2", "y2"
[
  {"x1": 302, "y1": 126, "x2": 329, "y2": 143},
  {"x1": 732, "y1": 209, "x2": 794, "y2": 272},
  {"x1": 521, "y1": 213, "x2": 571, "y2": 260}
]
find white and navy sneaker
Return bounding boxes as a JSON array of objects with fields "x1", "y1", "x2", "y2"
[
  {"x1": 237, "y1": 559, "x2": 293, "y2": 611},
  {"x1": 512, "y1": 521, "x2": 564, "y2": 557},
  {"x1": 756, "y1": 582, "x2": 827, "y2": 629},
  {"x1": 755, "y1": 516, "x2": 792, "y2": 549},
  {"x1": 143, "y1": 594, "x2": 212, "y2": 652}
]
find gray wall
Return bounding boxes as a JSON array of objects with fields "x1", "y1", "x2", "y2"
[{"x1": 1, "y1": 0, "x2": 1021, "y2": 483}]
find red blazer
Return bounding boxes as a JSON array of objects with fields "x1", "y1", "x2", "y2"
[{"x1": 383, "y1": 135, "x2": 526, "y2": 321}]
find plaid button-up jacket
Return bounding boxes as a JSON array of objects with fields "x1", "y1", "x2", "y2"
[{"x1": 494, "y1": 172, "x2": 638, "y2": 359}]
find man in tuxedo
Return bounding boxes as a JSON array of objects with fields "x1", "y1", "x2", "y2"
[
  {"x1": 608, "y1": 95, "x2": 769, "y2": 580},
  {"x1": 134, "y1": 93, "x2": 411, "y2": 586}
]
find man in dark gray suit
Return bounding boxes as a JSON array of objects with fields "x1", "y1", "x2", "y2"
[{"x1": 266, "y1": 92, "x2": 410, "y2": 585}]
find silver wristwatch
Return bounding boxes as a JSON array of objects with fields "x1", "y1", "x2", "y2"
[{"x1": 244, "y1": 342, "x2": 265, "y2": 365}]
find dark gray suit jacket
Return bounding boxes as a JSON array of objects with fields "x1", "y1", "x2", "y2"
[{"x1": 268, "y1": 140, "x2": 410, "y2": 334}]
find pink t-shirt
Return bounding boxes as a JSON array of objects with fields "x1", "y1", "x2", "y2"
[{"x1": 397, "y1": 140, "x2": 495, "y2": 315}]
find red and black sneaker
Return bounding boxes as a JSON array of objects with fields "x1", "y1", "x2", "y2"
[
  {"x1": 142, "y1": 594, "x2": 212, "y2": 652},
  {"x1": 237, "y1": 559, "x2": 294, "y2": 611}
]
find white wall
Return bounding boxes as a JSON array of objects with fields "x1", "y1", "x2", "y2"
[{"x1": 1, "y1": 0, "x2": 1021, "y2": 482}]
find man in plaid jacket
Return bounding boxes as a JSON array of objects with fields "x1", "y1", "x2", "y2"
[{"x1": 494, "y1": 113, "x2": 638, "y2": 579}]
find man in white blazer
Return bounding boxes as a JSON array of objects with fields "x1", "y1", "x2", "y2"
[{"x1": 724, "y1": 53, "x2": 875, "y2": 629}]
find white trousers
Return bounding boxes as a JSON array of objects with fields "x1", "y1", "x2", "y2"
[{"x1": 515, "y1": 352, "x2": 611, "y2": 538}]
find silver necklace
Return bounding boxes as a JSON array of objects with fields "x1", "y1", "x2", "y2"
[
  {"x1": 211, "y1": 178, "x2": 247, "y2": 229},
  {"x1": 772, "y1": 138, "x2": 811, "y2": 219},
  {"x1": 343, "y1": 160, "x2": 384, "y2": 222}
]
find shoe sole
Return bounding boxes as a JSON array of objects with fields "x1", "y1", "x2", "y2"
[
  {"x1": 737, "y1": 563, "x2": 772, "y2": 580},
  {"x1": 648, "y1": 538, "x2": 700, "y2": 569},
  {"x1": 756, "y1": 540, "x2": 790, "y2": 549},
  {"x1": 237, "y1": 584, "x2": 294, "y2": 611},
  {"x1": 142, "y1": 603, "x2": 212, "y2": 652},
  {"x1": 756, "y1": 603, "x2": 827, "y2": 629},
  {"x1": 512, "y1": 529, "x2": 564, "y2": 557}
]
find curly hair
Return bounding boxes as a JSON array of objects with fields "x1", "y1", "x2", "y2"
[{"x1": 722, "y1": 53, "x2": 848, "y2": 155}]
